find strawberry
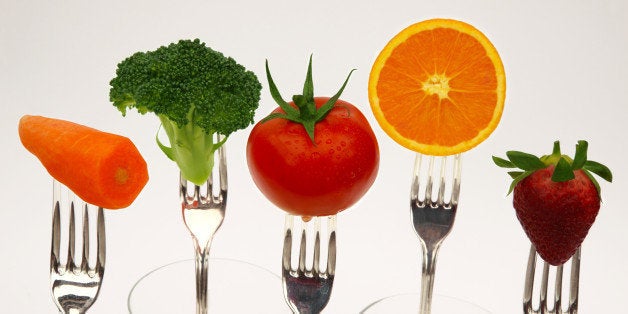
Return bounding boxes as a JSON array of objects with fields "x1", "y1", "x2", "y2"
[{"x1": 493, "y1": 140, "x2": 612, "y2": 265}]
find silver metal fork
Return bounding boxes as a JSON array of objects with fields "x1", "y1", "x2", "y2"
[
  {"x1": 523, "y1": 244, "x2": 581, "y2": 314},
  {"x1": 180, "y1": 139, "x2": 227, "y2": 314},
  {"x1": 282, "y1": 214, "x2": 337, "y2": 314},
  {"x1": 410, "y1": 153, "x2": 462, "y2": 314},
  {"x1": 50, "y1": 180, "x2": 106, "y2": 314}
]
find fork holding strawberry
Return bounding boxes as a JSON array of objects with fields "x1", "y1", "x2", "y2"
[{"x1": 493, "y1": 140, "x2": 612, "y2": 266}]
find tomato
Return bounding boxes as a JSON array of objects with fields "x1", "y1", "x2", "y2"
[{"x1": 247, "y1": 97, "x2": 379, "y2": 217}]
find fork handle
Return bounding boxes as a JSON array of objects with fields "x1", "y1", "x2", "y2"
[
  {"x1": 194, "y1": 243, "x2": 211, "y2": 314},
  {"x1": 419, "y1": 244, "x2": 440, "y2": 314}
]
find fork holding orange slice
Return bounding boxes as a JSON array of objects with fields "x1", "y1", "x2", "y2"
[{"x1": 369, "y1": 18, "x2": 506, "y2": 155}]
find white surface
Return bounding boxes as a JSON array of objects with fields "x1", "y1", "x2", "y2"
[{"x1": 2, "y1": 0, "x2": 627, "y2": 313}]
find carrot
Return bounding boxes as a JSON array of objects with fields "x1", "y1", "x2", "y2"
[{"x1": 18, "y1": 115, "x2": 149, "y2": 209}]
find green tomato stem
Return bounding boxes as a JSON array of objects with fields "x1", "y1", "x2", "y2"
[{"x1": 263, "y1": 55, "x2": 355, "y2": 143}]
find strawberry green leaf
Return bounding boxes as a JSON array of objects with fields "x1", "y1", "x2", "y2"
[
  {"x1": 572, "y1": 140, "x2": 588, "y2": 170},
  {"x1": 583, "y1": 170, "x2": 602, "y2": 196},
  {"x1": 506, "y1": 151, "x2": 546, "y2": 171},
  {"x1": 508, "y1": 170, "x2": 534, "y2": 195},
  {"x1": 551, "y1": 157, "x2": 575, "y2": 182},
  {"x1": 492, "y1": 156, "x2": 516, "y2": 168},
  {"x1": 551, "y1": 140, "x2": 561, "y2": 155},
  {"x1": 508, "y1": 171, "x2": 524, "y2": 179},
  {"x1": 584, "y1": 160, "x2": 613, "y2": 182},
  {"x1": 540, "y1": 141, "x2": 563, "y2": 165}
]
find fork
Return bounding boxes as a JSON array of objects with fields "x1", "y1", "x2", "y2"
[
  {"x1": 523, "y1": 244, "x2": 581, "y2": 314},
  {"x1": 50, "y1": 180, "x2": 106, "y2": 314},
  {"x1": 180, "y1": 138, "x2": 227, "y2": 314},
  {"x1": 282, "y1": 214, "x2": 337, "y2": 314},
  {"x1": 410, "y1": 153, "x2": 462, "y2": 314}
]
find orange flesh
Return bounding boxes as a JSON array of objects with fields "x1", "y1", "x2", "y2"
[{"x1": 370, "y1": 19, "x2": 505, "y2": 155}]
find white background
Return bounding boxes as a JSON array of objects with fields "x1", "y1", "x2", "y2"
[{"x1": 1, "y1": 0, "x2": 627, "y2": 313}]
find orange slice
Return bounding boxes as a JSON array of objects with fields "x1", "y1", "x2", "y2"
[{"x1": 369, "y1": 18, "x2": 506, "y2": 155}]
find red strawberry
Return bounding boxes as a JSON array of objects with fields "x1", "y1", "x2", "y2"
[
  {"x1": 513, "y1": 165, "x2": 600, "y2": 265},
  {"x1": 493, "y1": 140, "x2": 612, "y2": 266}
]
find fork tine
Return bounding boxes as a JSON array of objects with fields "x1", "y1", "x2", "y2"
[
  {"x1": 81, "y1": 204, "x2": 90, "y2": 272},
  {"x1": 179, "y1": 172, "x2": 201, "y2": 204},
  {"x1": 204, "y1": 141, "x2": 224, "y2": 203},
  {"x1": 436, "y1": 157, "x2": 447, "y2": 205},
  {"x1": 205, "y1": 176, "x2": 214, "y2": 204},
  {"x1": 554, "y1": 264, "x2": 564, "y2": 314},
  {"x1": 51, "y1": 181, "x2": 61, "y2": 272},
  {"x1": 540, "y1": 261, "x2": 550, "y2": 313},
  {"x1": 411, "y1": 154, "x2": 423, "y2": 204},
  {"x1": 218, "y1": 135, "x2": 228, "y2": 194},
  {"x1": 206, "y1": 156, "x2": 215, "y2": 202},
  {"x1": 298, "y1": 223, "x2": 307, "y2": 273},
  {"x1": 450, "y1": 154, "x2": 462, "y2": 206},
  {"x1": 193, "y1": 184, "x2": 202, "y2": 203},
  {"x1": 523, "y1": 244, "x2": 536, "y2": 314},
  {"x1": 201, "y1": 136, "x2": 228, "y2": 205},
  {"x1": 313, "y1": 218, "x2": 321, "y2": 273},
  {"x1": 66, "y1": 200, "x2": 77, "y2": 272},
  {"x1": 96, "y1": 207, "x2": 106, "y2": 272},
  {"x1": 327, "y1": 216, "x2": 337, "y2": 276},
  {"x1": 568, "y1": 247, "x2": 581, "y2": 314},
  {"x1": 425, "y1": 156, "x2": 435, "y2": 204},
  {"x1": 282, "y1": 215, "x2": 294, "y2": 271},
  {"x1": 180, "y1": 173, "x2": 191, "y2": 205}
]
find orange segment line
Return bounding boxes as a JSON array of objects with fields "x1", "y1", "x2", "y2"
[
  {"x1": 447, "y1": 95, "x2": 481, "y2": 131},
  {"x1": 442, "y1": 32, "x2": 463, "y2": 75},
  {"x1": 386, "y1": 64, "x2": 424, "y2": 85},
  {"x1": 446, "y1": 55, "x2": 491, "y2": 82}
]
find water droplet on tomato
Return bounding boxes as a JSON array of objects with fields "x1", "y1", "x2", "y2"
[
  {"x1": 326, "y1": 139, "x2": 332, "y2": 144},
  {"x1": 336, "y1": 146, "x2": 341, "y2": 151},
  {"x1": 311, "y1": 152, "x2": 320, "y2": 159},
  {"x1": 329, "y1": 149, "x2": 335, "y2": 155}
]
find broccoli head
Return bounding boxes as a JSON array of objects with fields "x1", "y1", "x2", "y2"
[{"x1": 110, "y1": 39, "x2": 262, "y2": 185}]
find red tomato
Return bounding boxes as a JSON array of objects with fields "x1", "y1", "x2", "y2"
[{"x1": 246, "y1": 97, "x2": 379, "y2": 217}]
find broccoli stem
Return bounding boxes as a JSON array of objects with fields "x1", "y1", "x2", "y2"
[{"x1": 157, "y1": 114, "x2": 225, "y2": 186}]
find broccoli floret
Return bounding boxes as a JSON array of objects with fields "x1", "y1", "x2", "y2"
[{"x1": 109, "y1": 39, "x2": 261, "y2": 185}]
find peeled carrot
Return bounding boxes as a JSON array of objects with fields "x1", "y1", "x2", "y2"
[{"x1": 18, "y1": 115, "x2": 149, "y2": 209}]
